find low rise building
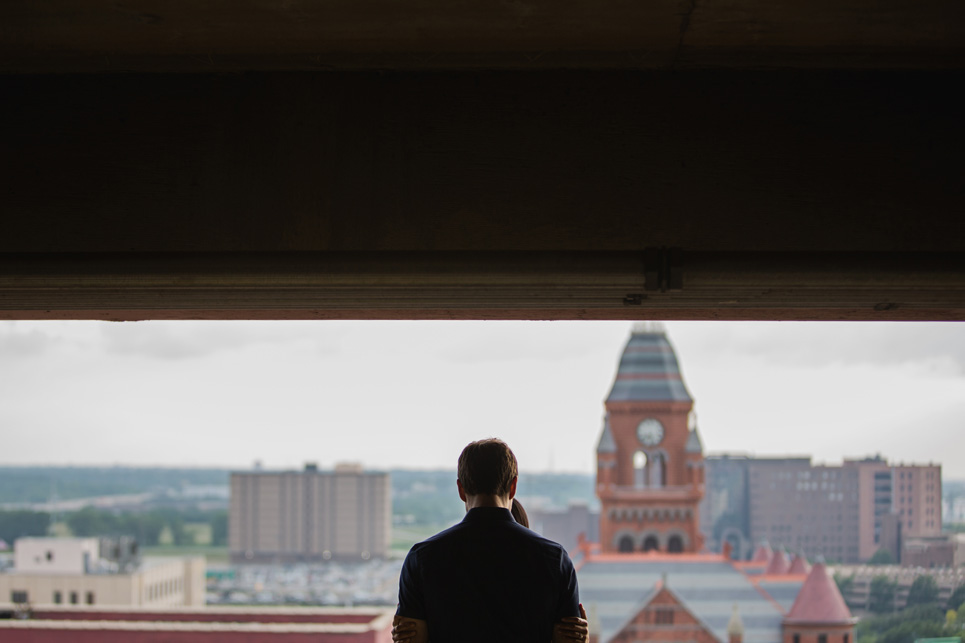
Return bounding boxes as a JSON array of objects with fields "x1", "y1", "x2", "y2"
[
  {"x1": 831, "y1": 564, "x2": 965, "y2": 612},
  {"x1": 576, "y1": 544, "x2": 855, "y2": 643},
  {"x1": 0, "y1": 537, "x2": 204, "y2": 608},
  {"x1": 901, "y1": 534, "x2": 965, "y2": 569}
]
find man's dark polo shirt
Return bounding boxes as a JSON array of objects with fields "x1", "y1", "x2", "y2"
[{"x1": 397, "y1": 506, "x2": 580, "y2": 643}]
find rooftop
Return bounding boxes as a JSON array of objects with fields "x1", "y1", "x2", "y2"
[
  {"x1": 577, "y1": 554, "x2": 790, "y2": 643},
  {"x1": 606, "y1": 332, "x2": 693, "y2": 404},
  {"x1": 784, "y1": 563, "x2": 855, "y2": 625}
]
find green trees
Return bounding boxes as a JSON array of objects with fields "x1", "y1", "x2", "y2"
[
  {"x1": 834, "y1": 573, "x2": 857, "y2": 607},
  {"x1": 0, "y1": 510, "x2": 50, "y2": 542},
  {"x1": 876, "y1": 619, "x2": 945, "y2": 643},
  {"x1": 210, "y1": 511, "x2": 228, "y2": 546},
  {"x1": 0, "y1": 466, "x2": 229, "y2": 505},
  {"x1": 131, "y1": 513, "x2": 167, "y2": 546},
  {"x1": 2, "y1": 506, "x2": 227, "y2": 549},
  {"x1": 868, "y1": 548, "x2": 895, "y2": 565},
  {"x1": 905, "y1": 575, "x2": 940, "y2": 608},
  {"x1": 858, "y1": 604, "x2": 956, "y2": 643},
  {"x1": 946, "y1": 583, "x2": 965, "y2": 611},
  {"x1": 65, "y1": 506, "x2": 116, "y2": 537},
  {"x1": 63, "y1": 507, "x2": 220, "y2": 547},
  {"x1": 869, "y1": 574, "x2": 898, "y2": 614}
]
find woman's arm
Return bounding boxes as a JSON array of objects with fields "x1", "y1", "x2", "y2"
[{"x1": 392, "y1": 604, "x2": 586, "y2": 643}]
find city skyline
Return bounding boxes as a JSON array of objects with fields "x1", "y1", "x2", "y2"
[{"x1": 1, "y1": 320, "x2": 963, "y2": 477}]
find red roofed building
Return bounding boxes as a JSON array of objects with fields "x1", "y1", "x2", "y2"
[
  {"x1": 787, "y1": 553, "x2": 812, "y2": 576},
  {"x1": 753, "y1": 541, "x2": 774, "y2": 563},
  {"x1": 579, "y1": 330, "x2": 856, "y2": 643},
  {"x1": 782, "y1": 563, "x2": 857, "y2": 643},
  {"x1": 606, "y1": 582, "x2": 720, "y2": 643},
  {"x1": 0, "y1": 606, "x2": 393, "y2": 643},
  {"x1": 597, "y1": 330, "x2": 705, "y2": 555},
  {"x1": 766, "y1": 549, "x2": 791, "y2": 575}
]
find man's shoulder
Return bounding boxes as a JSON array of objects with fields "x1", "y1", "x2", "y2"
[
  {"x1": 415, "y1": 520, "x2": 571, "y2": 559},
  {"x1": 520, "y1": 526, "x2": 567, "y2": 548},
  {"x1": 405, "y1": 510, "x2": 574, "y2": 573},
  {"x1": 522, "y1": 529, "x2": 577, "y2": 569},
  {"x1": 406, "y1": 521, "x2": 467, "y2": 556}
]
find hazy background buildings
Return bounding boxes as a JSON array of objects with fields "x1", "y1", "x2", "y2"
[
  {"x1": 229, "y1": 464, "x2": 390, "y2": 563},
  {"x1": 700, "y1": 455, "x2": 943, "y2": 564}
]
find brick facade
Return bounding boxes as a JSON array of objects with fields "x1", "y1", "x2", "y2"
[
  {"x1": 598, "y1": 400, "x2": 704, "y2": 554},
  {"x1": 0, "y1": 607, "x2": 393, "y2": 643},
  {"x1": 609, "y1": 586, "x2": 718, "y2": 643}
]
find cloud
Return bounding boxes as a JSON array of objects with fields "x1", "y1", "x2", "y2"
[
  {"x1": 0, "y1": 322, "x2": 61, "y2": 358},
  {"x1": 669, "y1": 322, "x2": 965, "y2": 376},
  {"x1": 97, "y1": 321, "x2": 346, "y2": 360},
  {"x1": 435, "y1": 321, "x2": 630, "y2": 364},
  {"x1": 3, "y1": 320, "x2": 964, "y2": 477}
]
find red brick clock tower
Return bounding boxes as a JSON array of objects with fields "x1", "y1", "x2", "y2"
[{"x1": 596, "y1": 329, "x2": 705, "y2": 554}]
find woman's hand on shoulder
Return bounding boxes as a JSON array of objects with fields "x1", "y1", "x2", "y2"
[{"x1": 553, "y1": 604, "x2": 589, "y2": 643}]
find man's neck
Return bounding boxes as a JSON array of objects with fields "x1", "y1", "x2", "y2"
[{"x1": 464, "y1": 494, "x2": 512, "y2": 510}]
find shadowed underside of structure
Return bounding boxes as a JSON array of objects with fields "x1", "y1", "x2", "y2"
[{"x1": 1, "y1": 1, "x2": 964, "y2": 321}]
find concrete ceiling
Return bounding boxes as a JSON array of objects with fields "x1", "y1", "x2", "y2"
[{"x1": 1, "y1": 1, "x2": 963, "y2": 321}]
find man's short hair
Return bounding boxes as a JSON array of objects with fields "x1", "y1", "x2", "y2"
[{"x1": 457, "y1": 439, "x2": 518, "y2": 497}]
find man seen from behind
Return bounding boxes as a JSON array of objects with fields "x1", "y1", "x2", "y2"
[{"x1": 394, "y1": 438, "x2": 587, "y2": 643}]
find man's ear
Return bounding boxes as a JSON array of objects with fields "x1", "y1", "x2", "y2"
[
  {"x1": 508, "y1": 476, "x2": 518, "y2": 500},
  {"x1": 457, "y1": 479, "x2": 467, "y2": 502}
]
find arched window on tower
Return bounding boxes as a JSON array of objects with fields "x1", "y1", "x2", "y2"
[
  {"x1": 667, "y1": 535, "x2": 684, "y2": 553},
  {"x1": 633, "y1": 451, "x2": 648, "y2": 488},
  {"x1": 618, "y1": 535, "x2": 634, "y2": 552},
  {"x1": 642, "y1": 535, "x2": 659, "y2": 552},
  {"x1": 650, "y1": 452, "x2": 666, "y2": 488}
]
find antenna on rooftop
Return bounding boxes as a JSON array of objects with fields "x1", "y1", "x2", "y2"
[
  {"x1": 47, "y1": 478, "x2": 61, "y2": 536},
  {"x1": 632, "y1": 321, "x2": 666, "y2": 334}
]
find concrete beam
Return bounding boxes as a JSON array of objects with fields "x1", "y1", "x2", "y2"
[
  {"x1": 1, "y1": 71, "x2": 963, "y2": 320},
  {"x1": 1, "y1": 252, "x2": 963, "y2": 320},
  {"x1": 1, "y1": 0, "x2": 963, "y2": 72},
  {"x1": 3, "y1": 71, "x2": 963, "y2": 254}
]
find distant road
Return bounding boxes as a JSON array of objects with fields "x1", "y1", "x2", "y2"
[{"x1": 0, "y1": 492, "x2": 156, "y2": 513}]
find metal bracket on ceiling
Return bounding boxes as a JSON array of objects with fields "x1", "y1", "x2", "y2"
[{"x1": 644, "y1": 247, "x2": 683, "y2": 292}]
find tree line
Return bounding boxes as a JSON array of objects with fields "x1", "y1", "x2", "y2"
[
  {"x1": 0, "y1": 466, "x2": 229, "y2": 504},
  {"x1": 858, "y1": 602, "x2": 965, "y2": 643},
  {"x1": 835, "y1": 573, "x2": 965, "y2": 643},
  {"x1": 837, "y1": 569, "x2": 965, "y2": 616},
  {"x1": 0, "y1": 507, "x2": 227, "y2": 547}
]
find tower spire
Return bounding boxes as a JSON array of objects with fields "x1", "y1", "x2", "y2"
[{"x1": 598, "y1": 330, "x2": 703, "y2": 554}]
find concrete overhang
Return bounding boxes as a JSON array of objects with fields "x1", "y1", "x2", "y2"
[
  {"x1": 1, "y1": 0, "x2": 964, "y2": 73},
  {"x1": 1, "y1": 2, "x2": 963, "y2": 321}
]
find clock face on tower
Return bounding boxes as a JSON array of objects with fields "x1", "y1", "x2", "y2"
[{"x1": 637, "y1": 418, "x2": 664, "y2": 446}]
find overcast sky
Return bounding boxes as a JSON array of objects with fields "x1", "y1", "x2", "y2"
[{"x1": 1, "y1": 320, "x2": 963, "y2": 478}]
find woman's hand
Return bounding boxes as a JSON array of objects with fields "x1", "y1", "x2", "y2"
[
  {"x1": 392, "y1": 614, "x2": 426, "y2": 643},
  {"x1": 553, "y1": 604, "x2": 589, "y2": 643}
]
